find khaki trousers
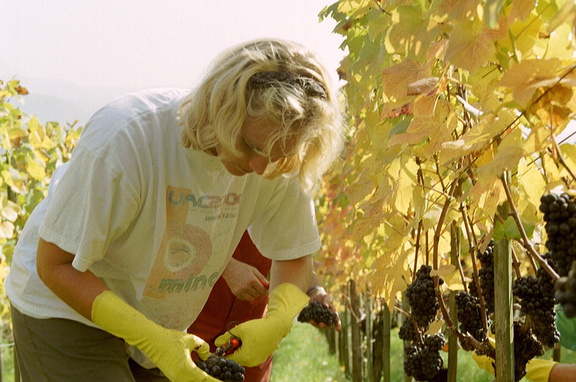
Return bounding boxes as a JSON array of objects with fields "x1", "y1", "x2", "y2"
[{"x1": 10, "y1": 305, "x2": 169, "y2": 382}]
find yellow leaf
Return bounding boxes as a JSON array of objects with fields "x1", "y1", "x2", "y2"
[
  {"x1": 1, "y1": 200, "x2": 21, "y2": 222},
  {"x1": 385, "y1": 5, "x2": 437, "y2": 59},
  {"x1": 546, "y1": 23, "x2": 574, "y2": 60},
  {"x1": 469, "y1": 180, "x2": 506, "y2": 222},
  {"x1": 541, "y1": 154, "x2": 563, "y2": 186},
  {"x1": 15, "y1": 85, "x2": 28, "y2": 95},
  {"x1": 370, "y1": 247, "x2": 412, "y2": 309},
  {"x1": 437, "y1": 264, "x2": 466, "y2": 291},
  {"x1": 445, "y1": 17, "x2": 502, "y2": 72},
  {"x1": 8, "y1": 126, "x2": 27, "y2": 141},
  {"x1": 508, "y1": 13, "x2": 542, "y2": 57},
  {"x1": 1, "y1": 170, "x2": 13, "y2": 188},
  {"x1": 431, "y1": 263, "x2": 456, "y2": 278},
  {"x1": 523, "y1": 124, "x2": 555, "y2": 154},
  {"x1": 548, "y1": 0, "x2": 576, "y2": 34},
  {"x1": 509, "y1": 0, "x2": 537, "y2": 22},
  {"x1": 425, "y1": 320, "x2": 445, "y2": 335},
  {"x1": 389, "y1": 114, "x2": 441, "y2": 147},
  {"x1": 26, "y1": 158, "x2": 46, "y2": 180},
  {"x1": 422, "y1": 205, "x2": 442, "y2": 231},
  {"x1": 517, "y1": 158, "x2": 547, "y2": 224},
  {"x1": 381, "y1": 59, "x2": 420, "y2": 100},
  {"x1": 438, "y1": 113, "x2": 504, "y2": 164},
  {"x1": 498, "y1": 58, "x2": 562, "y2": 107},
  {"x1": 337, "y1": 0, "x2": 370, "y2": 14},
  {"x1": 560, "y1": 142, "x2": 576, "y2": 179},
  {"x1": 476, "y1": 129, "x2": 525, "y2": 185},
  {"x1": 392, "y1": 156, "x2": 418, "y2": 213},
  {"x1": 0, "y1": 221, "x2": 14, "y2": 239},
  {"x1": 437, "y1": 0, "x2": 478, "y2": 19},
  {"x1": 352, "y1": 199, "x2": 385, "y2": 240},
  {"x1": 533, "y1": 84, "x2": 575, "y2": 127}
]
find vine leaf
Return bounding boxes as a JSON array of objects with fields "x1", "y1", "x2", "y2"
[
  {"x1": 499, "y1": 58, "x2": 561, "y2": 107},
  {"x1": 476, "y1": 128, "x2": 525, "y2": 185},
  {"x1": 445, "y1": 17, "x2": 502, "y2": 72},
  {"x1": 370, "y1": 249, "x2": 411, "y2": 310},
  {"x1": 426, "y1": 320, "x2": 445, "y2": 336},
  {"x1": 494, "y1": 216, "x2": 534, "y2": 241},
  {"x1": 0, "y1": 222, "x2": 14, "y2": 239}
]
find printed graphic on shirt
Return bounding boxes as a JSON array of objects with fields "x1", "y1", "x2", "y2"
[{"x1": 144, "y1": 186, "x2": 241, "y2": 298}]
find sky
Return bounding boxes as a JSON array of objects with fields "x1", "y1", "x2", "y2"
[{"x1": 2, "y1": 0, "x2": 345, "y2": 124}]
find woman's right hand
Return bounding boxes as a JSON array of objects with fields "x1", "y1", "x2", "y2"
[{"x1": 222, "y1": 258, "x2": 269, "y2": 301}]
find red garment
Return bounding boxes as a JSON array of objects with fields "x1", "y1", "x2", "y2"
[{"x1": 188, "y1": 231, "x2": 273, "y2": 382}]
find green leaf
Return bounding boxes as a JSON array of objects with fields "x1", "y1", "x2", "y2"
[{"x1": 494, "y1": 215, "x2": 534, "y2": 240}]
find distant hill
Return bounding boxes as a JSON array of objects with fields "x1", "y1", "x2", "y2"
[{"x1": 8, "y1": 77, "x2": 138, "y2": 126}]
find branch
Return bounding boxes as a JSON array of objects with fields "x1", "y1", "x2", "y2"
[
  {"x1": 550, "y1": 138, "x2": 576, "y2": 184},
  {"x1": 500, "y1": 175, "x2": 560, "y2": 281}
]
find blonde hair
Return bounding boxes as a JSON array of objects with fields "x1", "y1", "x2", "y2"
[{"x1": 179, "y1": 38, "x2": 344, "y2": 194}]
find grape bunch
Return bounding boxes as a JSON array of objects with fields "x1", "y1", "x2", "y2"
[
  {"x1": 195, "y1": 354, "x2": 245, "y2": 382},
  {"x1": 406, "y1": 265, "x2": 441, "y2": 328},
  {"x1": 398, "y1": 316, "x2": 418, "y2": 342},
  {"x1": 455, "y1": 291, "x2": 486, "y2": 347},
  {"x1": 477, "y1": 241, "x2": 495, "y2": 314},
  {"x1": 513, "y1": 261, "x2": 559, "y2": 348},
  {"x1": 539, "y1": 192, "x2": 576, "y2": 277},
  {"x1": 539, "y1": 191, "x2": 576, "y2": 317},
  {"x1": 512, "y1": 322, "x2": 545, "y2": 382},
  {"x1": 556, "y1": 260, "x2": 576, "y2": 318},
  {"x1": 403, "y1": 333, "x2": 446, "y2": 381},
  {"x1": 297, "y1": 301, "x2": 338, "y2": 326}
]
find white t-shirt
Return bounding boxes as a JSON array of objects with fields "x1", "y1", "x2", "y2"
[{"x1": 7, "y1": 87, "x2": 320, "y2": 331}]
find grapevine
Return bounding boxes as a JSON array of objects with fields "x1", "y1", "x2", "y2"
[{"x1": 315, "y1": 0, "x2": 576, "y2": 380}]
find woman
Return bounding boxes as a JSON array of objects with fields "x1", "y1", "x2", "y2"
[{"x1": 6, "y1": 38, "x2": 343, "y2": 382}]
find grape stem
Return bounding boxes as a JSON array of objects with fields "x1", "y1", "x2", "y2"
[
  {"x1": 500, "y1": 175, "x2": 560, "y2": 281},
  {"x1": 436, "y1": 288, "x2": 495, "y2": 359}
]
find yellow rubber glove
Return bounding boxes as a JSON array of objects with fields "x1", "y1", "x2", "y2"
[
  {"x1": 471, "y1": 338, "x2": 556, "y2": 382},
  {"x1": 91, "y1": 291, "x2": 219, "y2": 382},
  {"x1": 214, "y1": 283, "x2": 309, "y2": 367},
  {"x1": 525, "y1": 358, "x2": 557, "y2": 382}
]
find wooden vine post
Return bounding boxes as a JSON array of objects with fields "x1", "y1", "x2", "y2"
[
  {"x1": 366, "y1": 294, "x2": 374, "y2": 382},
  {"x1": 349, "y1": 279, "x2": 362, "y2": 381},
  {"x1": 447, "y1": 224, "x2": 459, "y2": 382},
  {"x1": 495, "y1": 200, "x2": 514, "y2": 381},
  {"x1": 382, "y1": 304, "x2": 391, "y2": 382}
]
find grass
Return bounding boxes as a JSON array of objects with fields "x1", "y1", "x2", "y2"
[
  {"x1": 271, "y1": 322, "x2": 348, "y2": 382},
  {"x1": 271, "y1": 322, "x2": 576, "y2": 382}
]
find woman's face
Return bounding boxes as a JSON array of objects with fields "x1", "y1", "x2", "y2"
[{"x1": 217, "y1": 119, "x2": 296, "y2": 176}]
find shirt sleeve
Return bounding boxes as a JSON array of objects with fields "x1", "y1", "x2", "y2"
[
  {"x1": 39, "y1": 134, "x2": 141, "y2": 272},
  {"x1": 248, "y1": 176, "x2": 321, "y2": 260}
]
